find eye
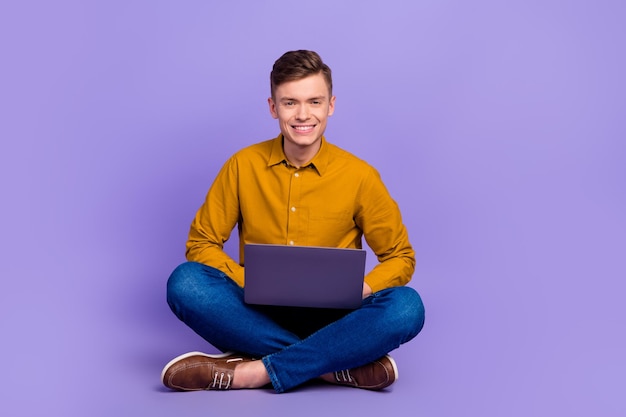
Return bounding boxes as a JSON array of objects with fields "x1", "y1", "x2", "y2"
[{"x1": 285, "y1": 101, "x2": 295, "y2": 106}]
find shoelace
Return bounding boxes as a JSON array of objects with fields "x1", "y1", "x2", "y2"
[
  {"x1": 334, "y1": 369, "x2": 354, "y2": 383},
  {"x1": 210, "y1": 371, "x2": 232, "y2": 389},
  {"x1": 207, "y1": 357, "x2": 245, "y2": 390}
]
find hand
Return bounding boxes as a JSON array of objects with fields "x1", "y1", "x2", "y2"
[{"x1": 362, "y1": 282, "x2": 373, "y2": 299}]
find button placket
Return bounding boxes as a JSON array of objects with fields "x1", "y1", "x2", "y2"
[{"x1": 286, "y1": 168, "x2": 302, "y2": 246}]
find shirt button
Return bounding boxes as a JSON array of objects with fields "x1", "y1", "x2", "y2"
[
  {"x1": 289, "y1": 241, "x2": 295, "y2": 246},
  {"x1": 291, "y1": 207, "x2": 296, "y2": 212},
  {"x1": 294, "y1": 172, "x2": 300, "y2": 178}
]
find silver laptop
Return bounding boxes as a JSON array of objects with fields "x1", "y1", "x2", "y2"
[{"x1": 244, "y1": 244, "x2": 366, "y2": 309}]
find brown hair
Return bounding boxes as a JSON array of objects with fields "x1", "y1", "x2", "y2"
[{"x1": 270, "y1": 50, "x2": 333, "y2": 98}]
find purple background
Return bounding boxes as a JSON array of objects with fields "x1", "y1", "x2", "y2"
[{"x1": 1, "y1": 1, "x2": 625, "y2": 416}]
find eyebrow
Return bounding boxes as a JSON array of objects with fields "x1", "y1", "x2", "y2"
[{"x1": 279, "y1": 96, "x2": 327, "y2": 102}]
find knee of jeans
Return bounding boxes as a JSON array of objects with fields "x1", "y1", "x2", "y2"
[
  {"x1": 166, "y1": 262, "x2": 204, "y2": 306},
  {"x1": 387, "y1": 286, "x2": 426, "y2": 340}
]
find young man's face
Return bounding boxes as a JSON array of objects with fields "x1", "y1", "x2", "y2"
[{"x1": 268, "y1": 73, "x2": 335, "y2": 157}]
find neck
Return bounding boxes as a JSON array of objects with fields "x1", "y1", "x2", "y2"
[{"x1": 283, "y1": 139, "x2": 322, "y2": 168}]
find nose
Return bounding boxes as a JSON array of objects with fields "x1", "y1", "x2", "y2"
[{"x1": 296, "y1": 104, "x2": 310, "y2": 121}]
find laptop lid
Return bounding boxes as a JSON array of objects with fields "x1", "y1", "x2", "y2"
[{"x1": 244, "y1": 244, "x2": 366, "y2": 309}]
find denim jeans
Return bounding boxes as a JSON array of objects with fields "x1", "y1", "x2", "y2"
[{"x1": 166, "y1": 261, "x2": 425, "y2": 393}]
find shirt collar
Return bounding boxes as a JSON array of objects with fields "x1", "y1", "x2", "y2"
[{"x1": 267, "y1": 134, "x2": 330, "y2": 176}]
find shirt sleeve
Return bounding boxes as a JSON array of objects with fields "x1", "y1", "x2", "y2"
[
  {"x1": 356, "y1": 167, "x2": 415, "y2": 293},
  {"x1": 185, "y1": 156, "x2": 246, "y2": 287}
]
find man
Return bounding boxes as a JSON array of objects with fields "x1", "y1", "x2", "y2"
[{"x1": 162, "y1": 50, "x2": 425, "y2": 393}]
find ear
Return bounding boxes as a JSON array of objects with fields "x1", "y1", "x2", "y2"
[
  {"x1": 328, "y1": 95, "x2": 336, "y2": 116},
  {"x1": 268, "y1": 97, "x2": 279, "y2": 119}
]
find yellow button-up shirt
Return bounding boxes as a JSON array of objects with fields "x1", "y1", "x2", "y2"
[{"x1": 186, "y1": 134, "x2": 415, "y2": 293}]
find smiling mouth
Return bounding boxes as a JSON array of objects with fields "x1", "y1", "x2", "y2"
[{"x1": 292, "y1": 125, "x2": 316, "y2": 132}]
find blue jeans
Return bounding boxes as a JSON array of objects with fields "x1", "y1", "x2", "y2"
[{"x1": 166, "y1": 262, "x2": 425, "y2": 393}]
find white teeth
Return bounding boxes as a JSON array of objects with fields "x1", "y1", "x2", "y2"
[{"x1": 293, "y1": 125, "x2": 314, "y2": 131}]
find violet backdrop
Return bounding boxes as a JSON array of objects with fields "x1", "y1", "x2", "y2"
[{"x1": 1, "y1": 1, "x2": 624, "y2": 416}]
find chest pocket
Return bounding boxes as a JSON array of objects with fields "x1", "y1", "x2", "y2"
[{"x1": 307, "y1": 209, "x2": 355, "y2": 245}]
